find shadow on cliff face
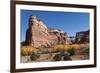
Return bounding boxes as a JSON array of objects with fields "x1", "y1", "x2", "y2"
[
  {"x1": 21, "y1": 28, "x2": 32, "y2": 46},
  {"x1": 75, "y1": 30, "x2": 89, "y2": 44}
]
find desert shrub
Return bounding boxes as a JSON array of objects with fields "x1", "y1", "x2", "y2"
[
  {"x1": 53, "y1": 44, "x2": 89, "y2": 53},
  {"x1": 79, "y1": 44, "x2": 89, "y2": 49},
  {"x1": 21, "y1": 46, "x2": 38, "y2": 56},
  {"x1": 30, "y1": 52, "x2": 40, "y2": 61},
  {"x1": 30, "y1": 52, "x2": 37, "y2": 61},
  {"x1": 53, "y1": 44, "x2": 71, "y2": 52},
  {"x1": 53, "y1": 54, "x2": 62, "y2": 61},
  {"x1": 71, "y1": 44, "x2": 81, "y2": 49},
  {"x1": 63, "y1": 54, "x2": 72, "y2": 60},
  {"x1": 53, "y1": 52, "x2": 72, "y2": 61},
  {"x1": 30, "y1": 53, "x2": 37, "y2": 61},
  {"x1": 60, "y1": 51, "x2": 65, "y2": 56},
  {"x1": 71, "y1": 44, "x2": 89, "y2": 49},
  {"x1": 67, "y1": 48, "x2": 75, "y2": 56},
  {"x1": 38, "y1": 48, "x2": 51, "y2": 54}
]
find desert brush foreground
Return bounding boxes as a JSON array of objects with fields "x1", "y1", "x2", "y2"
[{"x1": 21, "y1": 44, "x2": 89, "y2": 63}]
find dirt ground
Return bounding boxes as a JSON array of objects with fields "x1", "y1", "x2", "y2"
[{"x1": 21, "y1": 48, "x2": 89, "y2": 63}]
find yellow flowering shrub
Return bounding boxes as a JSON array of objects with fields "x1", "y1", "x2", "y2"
[
  {"x1": 71, "y1": 44, "x2": 81, "y2": 49},
  {"x1": 71, "y1": 44, "x2": 89, "y2": 49},
  {"x1": 80, "y1": 44, "x2": 89, "y2": 49},
  {"x1": 21, "y1": 46, "x2": 38, "y2": 56},
  {"x1": 53, "y1": 44, "x2": 89, "y2": 52},
  {"x1": 53, "y1": 44, "x2": 71, "y2": 52}
]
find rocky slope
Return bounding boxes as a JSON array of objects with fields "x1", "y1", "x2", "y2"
[
  {"x1": 75, "y1": 30, "x2": 89, "y2": 43},
  {"x1": 22, "y1": 16, "x2": 69, "y2": 48}
]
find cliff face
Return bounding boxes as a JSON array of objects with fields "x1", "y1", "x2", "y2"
[
  {"x1": 75, "y1": 30, "x2": 89, "y2": 44},
  {"x1": 24, "y1": 16, "x2": 69, "y2": 48}
]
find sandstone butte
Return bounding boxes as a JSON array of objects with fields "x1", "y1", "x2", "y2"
[
  {"x1": 21, "y1": 15, "x2": 89, "y2": 48},
  {"x1": 22, "y1": 16, "x2": 69, "y2": 48}
]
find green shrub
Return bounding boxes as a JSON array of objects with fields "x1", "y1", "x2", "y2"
[
  {"x1": 60, "y1": 51, "x2": 66, "y2": 56},
  {"x1": 63, "y1": 54, "x2": 72, "y2": 60},
  {"x1": 67, "y1": 48, "x2": 75, "y2": 56},
  {"x1": 30, "y1": 52, "x2": 40, "y2": 61},
  {"x1": 53, "y1": 54, "x2": 62, "y2": 61}
]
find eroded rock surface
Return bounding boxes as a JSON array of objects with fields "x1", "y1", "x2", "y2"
[{"x1": 23, "y1": 16, "x2": 69, "y2": 48}]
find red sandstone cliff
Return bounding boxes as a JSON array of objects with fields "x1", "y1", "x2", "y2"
[{"x1": 23, "y1": 16, "x2": 69, "y2": 48}]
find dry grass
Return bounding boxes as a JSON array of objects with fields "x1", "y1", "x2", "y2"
[
  {"x1": 21, "y1": 46, "x2": 38, "y2": 56},
  {"x1": 53, "y1": 44, "x2": 89, "y2": 52},
  {"x1": 21, "y1": 44, "x2": 89, "y2": 55},
  {"x1": 53, "y1": 44, "x2": 70, "y2": 52}
]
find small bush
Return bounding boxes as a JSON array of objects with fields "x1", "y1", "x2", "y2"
[
  {"x1": 38, "y1": 48, "x2": 52, "y2": 54},
  {"x1": 67, "y1": 48, "x2": 75, "y2": 56},
  {"x1": 71, "y1": 44, "x2": 81, "y2": 49},
  {"x1": 30, "y1": 52, "x2": 40, "y2": 61},
  {"x1": 53, "y1": 52, "x2": 72, "y2": 61},
  {"x1": 21, "y1": 46, "x2": 38, "y2": 56},
  {"x1": 53, "y1": 44, "x2": 89, "y2": 53},
  {"x1": 79, "y1": 44, "x2": 89, "y2": 49},
  {"x1": 30, "y1": 53, "x2": 37, "y2": 61},
  {"x1": 60, "y1": 51, "x2": 66, "y2": 56},
  {"x1": 53, "y1": 44, "x2": 71, "y2": 52},
  {"x1": 63, "y1": 54, "x2": 72, "y2": 60},
  {"x1": 71, "y1": 44, "x2": 89, "y2": 49},
  {"x1": 53, "y1": 54, "x2": 62, "y2": 61}
]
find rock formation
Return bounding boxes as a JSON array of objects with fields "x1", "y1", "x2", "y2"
[
  {"x1": 23, "y1": 16, "x2": 69, "y2": 48},
  {"x1": 68, "y1": 36, "x2": 76, "y2": 44},
  {"x1": 75, "y1": 30, "x2": 89, "y2": 43}
]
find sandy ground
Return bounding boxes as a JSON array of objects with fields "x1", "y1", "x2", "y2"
[{"x1": 21, "y1": 49, "x2": 89, "y2": 63}]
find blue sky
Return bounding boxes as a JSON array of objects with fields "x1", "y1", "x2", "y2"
[{"x1": 21, "y1": 10, "x2": 89, "y2": 42}]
